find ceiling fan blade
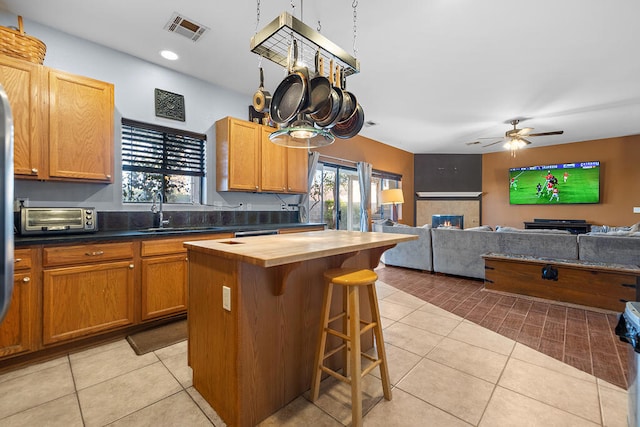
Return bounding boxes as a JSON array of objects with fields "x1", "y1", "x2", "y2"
[
  {"x1": 477, "y1": 136, "x2": 502, "y2": 140},
  {"x1": 465, "y1": 141, "x2": 481, "y2": 145},
  {"x1": 482, "y1": 139, "x2": 505, "y2": 148},
  {"x1": 528, "y1": 130, "x2": 564, "y2": 137},
  {"x1": 515, "y1": 127, "x2": 533, "y2": 135},
  {"x1": 521, "y1": 138, "x2": 533, "y2": 145}
]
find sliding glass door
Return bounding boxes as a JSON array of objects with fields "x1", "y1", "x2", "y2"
[{"x1": 309, "y1": 161, "x2": 401, "y2": 230}]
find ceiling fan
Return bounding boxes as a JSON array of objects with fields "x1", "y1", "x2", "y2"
[{"x1": 466, "y1": 119, "x2": 564, "y2": 148}]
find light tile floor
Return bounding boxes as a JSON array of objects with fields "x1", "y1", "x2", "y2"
[{"x1": 0, "y1": 281, "x2": 629, "y2": 426}]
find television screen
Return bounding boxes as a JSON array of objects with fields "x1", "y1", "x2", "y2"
[{"x1": 508, "y1": 161, "x2": 600, "y2": 205}]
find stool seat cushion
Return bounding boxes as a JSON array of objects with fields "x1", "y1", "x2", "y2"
[{"x1": 324, "y1": 268, "x2": 378, "y2": 286}]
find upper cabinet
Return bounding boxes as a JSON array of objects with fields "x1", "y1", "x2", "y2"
[
  {"x1": 216, "y1": 116, "x2": 308, "y2": 194},
  {"x1": 0, "y1": 55, "x2": 114, "y2": 182},
  {"x1": 0, "y1": 56, "x2": 43, "y2": 177},
  {"x1": 47, "y1": 69, "x2": 114, "y2": 182}
]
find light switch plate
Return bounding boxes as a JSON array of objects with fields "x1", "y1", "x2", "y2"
[
  {"x1": 222, "y1": 286, "x2": 231, "y2": 311},
  {"x1": 634, "y1": 207, "x2": 640, "y2": 214}
]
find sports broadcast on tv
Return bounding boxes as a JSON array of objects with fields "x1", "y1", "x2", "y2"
[{"x1": 508, "y1": 161, "x2": 600, "y2": 205}]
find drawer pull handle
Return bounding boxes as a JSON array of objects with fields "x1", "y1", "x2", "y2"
[
  {"x1": 22, "y1": 277, "x2": 30, "y2": 283},
  {"x1": 15, "y1": 258, "x2": 22, "y2": 263},
  {"x1": 31, "y1": 168, "x2": 38, "y2": 174},
  {"x1": 129, "y1": 264, "x2": 134, "y2": 269},
  {"x1": 85, "y1": 251, "x2": 105, "y2": 256}
]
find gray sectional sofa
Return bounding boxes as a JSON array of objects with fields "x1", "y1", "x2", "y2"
[
  {"x1": 373, "y1": 224, "x2": 433, "y2": 271},
  {"x1": 376, "y1": 224, "x2": 640, "y2": 280},
  {"x1": 431, "y1": 227, "x2": 579, "y2": 279}
]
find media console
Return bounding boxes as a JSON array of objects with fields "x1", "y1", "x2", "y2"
[{"x1": 523, "y1": 218, "x2": 591, "y2": 235}]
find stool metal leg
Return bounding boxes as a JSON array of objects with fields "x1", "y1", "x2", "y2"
[{"x1": 310, "y1": 281, "x2": 334, "y2": 402}]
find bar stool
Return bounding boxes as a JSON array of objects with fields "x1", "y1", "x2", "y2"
[{"x1": 310, "y1": 268, "x2": 392, "y2": 426}]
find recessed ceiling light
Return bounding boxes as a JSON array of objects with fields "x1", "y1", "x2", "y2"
[{"x1": 160, "y1": 50, "x2": 179, "y2": 61}]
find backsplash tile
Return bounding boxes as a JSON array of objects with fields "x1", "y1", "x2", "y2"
[{"x1": 97, "y1": 210, "x2": 299, "y2": 231}]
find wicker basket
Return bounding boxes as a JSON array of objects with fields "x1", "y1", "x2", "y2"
[{"x1": 0, "y1": 16, "x2": 46, "y2": 64}]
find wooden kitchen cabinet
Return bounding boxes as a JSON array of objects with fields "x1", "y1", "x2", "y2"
[
  {"x1": 42, "y1": 242, "x2": 135, "y2": 345},
  {"x1": 216, "y1": 117, "x2": 261, "y2": 191},
  {"x1": 0, "y1": 249, "x2": 36, "y2": 357},
  {"x1": 47, "y1": 69, "x2": 114, "y2": 182},
  {"x1": 216, "y1": 117, "x2": 308, "y2": 193},
  {"x1": 140, "y1": 233, "x2": 233, "y2": 321},
  {"x1": 0, "y1": 56, "x2": 44, "y2": 178},
  {"x1": 285, "y1": 144, "x2": 309, "y2": 193},
  {"x1": 260, "y1": 127, "x2": 309, "y2": 193},
  {"x1": 0, "y1": 55, "x2": 114, "y2": 182}
]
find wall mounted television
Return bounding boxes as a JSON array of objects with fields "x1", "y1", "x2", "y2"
[{"x1": 508, "y1": 161, "x2": 600, "y2": 205}]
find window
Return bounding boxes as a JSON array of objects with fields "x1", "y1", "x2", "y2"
[
  {"x1": 309, "y1": 160, "x2": 401, "y2": 230},
  {"x1": 121, "y1": 118, "x2": 206, "y2": 204}
]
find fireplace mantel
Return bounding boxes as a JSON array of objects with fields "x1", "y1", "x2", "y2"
[{"x1": 416, "y1": 192, "x2": 482, "y2": 198}]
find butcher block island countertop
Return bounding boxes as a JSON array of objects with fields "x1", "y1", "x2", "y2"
[{"x1": 184, "y1": 230, "x2": 416, "y2": 426}]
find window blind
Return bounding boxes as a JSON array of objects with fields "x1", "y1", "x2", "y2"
[{"x1": 121, "y1": 118, "x2": 206, "y2": 177}]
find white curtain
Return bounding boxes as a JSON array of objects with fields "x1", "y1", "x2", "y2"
[
  {"x1": 357, "y1": 161, "x2": 372, "y2": 231},
  {"x1": 298, "y1": 151, "x2": 320, "y2": 223}
]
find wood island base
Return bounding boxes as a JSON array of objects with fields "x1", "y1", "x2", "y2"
[{"x1": 185, "y1": 231, "x2": 414, "y2": 427}]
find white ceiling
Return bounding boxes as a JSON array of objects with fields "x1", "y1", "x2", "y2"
[{"x1": 2, "y1": 0, "x2": 639, "y2": 154}]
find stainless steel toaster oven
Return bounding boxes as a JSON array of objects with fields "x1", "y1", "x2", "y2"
[{"x1": 19, "y1": 207, "x2": 97, "y2": 235}]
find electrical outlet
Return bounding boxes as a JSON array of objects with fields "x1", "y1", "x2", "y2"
[
  {"x1": 222, "y1": 286, "x2": 231, "y2": 311},
  {"x1": 634, "y1": 207, "x2": 640, "y2": 214}
]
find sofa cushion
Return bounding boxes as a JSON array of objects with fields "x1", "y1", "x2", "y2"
[{"x1": 578, "y1": 234, "x2": 640, "y2": 265}]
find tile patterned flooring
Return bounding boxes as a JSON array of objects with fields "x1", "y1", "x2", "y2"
[
  {"x1": 375, "y1": 265, "x2": 629, "y2": 390},
  {"x1": 0, "y1": 265, "x2": 630, "y2": 426}
]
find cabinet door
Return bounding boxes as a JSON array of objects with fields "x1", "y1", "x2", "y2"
[
  {"x1": 286, "y1": 146, "x2": 309, "y2": 193},
  {"x1": 42, "y1": 261, "x2": 135, "y2": 345},
  {"x1": 0, "y1": 272, "x2": 34, "y2": 357},
  {"x1": 0, "y1": 56, "x2": 44, "y2": 178},
  {"x1": 141, "y1": 254, "x2": 188, "y2": 320},
  {"x1": 261, "y1": 126, "x2": 287, "y2": 192},
  {"x1": 216, "y1": 117, "x2": 260, "y2": 191},
  {"x1": 47, "y1": 69, "x2": 114, "y2": 182}
]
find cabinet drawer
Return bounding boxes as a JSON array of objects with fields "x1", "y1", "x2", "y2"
[
  {"x1": 14, "y1": 249, "x2": 33, "y2": 270},
  {"x1": 43, "y1": 242, "x2": 134, "y2": 267},
  {"x1": 141, "y1": 233, "x2": 234, "y2": 257}
]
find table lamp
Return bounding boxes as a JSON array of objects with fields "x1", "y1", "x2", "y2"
[{"x1": 380, "y1": 189, "x2": 404, "y2": 222}]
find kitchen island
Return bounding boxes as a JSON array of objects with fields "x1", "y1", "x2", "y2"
[{"x1": 184, "y1": 230, "x2": 416, "y2": 427}]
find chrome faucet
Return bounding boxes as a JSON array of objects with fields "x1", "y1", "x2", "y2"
[{"x1": 151, "y1": 191, "x2": 170, "y2": 228}]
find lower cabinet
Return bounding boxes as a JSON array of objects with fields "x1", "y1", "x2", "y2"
[
  {"x1": 140, "y1": 233, "x2": 233, "y2": 321},
  {"x1": 0, "y1": 249, "x2": 36, "y2": 357},
  {"x1": 42, "y1": 242, "x2": 135, "y2": 345}
]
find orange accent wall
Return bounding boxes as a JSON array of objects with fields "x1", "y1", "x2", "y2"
[
  {"x1": 314, "y1": 134, "x2": 415, "y2": 225},
  {"x1": 482, "y1": 134, "x2": 640, "y2": 228}
]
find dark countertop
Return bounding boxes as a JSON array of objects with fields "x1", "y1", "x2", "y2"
[{"x1": 14, "y1": 223, "x2": 326, "y2": 247}]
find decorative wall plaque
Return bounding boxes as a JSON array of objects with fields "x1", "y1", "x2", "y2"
[{"x1": 155, "y1": 88, "x2": 185, "y2": 121}]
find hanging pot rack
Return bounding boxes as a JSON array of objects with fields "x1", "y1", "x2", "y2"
[{"x1": 250, "y1": 12, "x2": 360, "y2": 78}]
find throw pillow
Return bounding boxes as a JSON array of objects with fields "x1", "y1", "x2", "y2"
[{"x1": 465, "y1": 225, "x2": 493, "y2": 232}]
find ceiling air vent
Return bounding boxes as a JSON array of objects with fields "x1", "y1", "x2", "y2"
[{"x1": 164, "y1": 12, "x2": 209, "y2": 42}]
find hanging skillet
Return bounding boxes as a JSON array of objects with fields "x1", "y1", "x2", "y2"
[
  {"x1": 252, "y1": 67, "x2": 271, "y2": 113},
  {"x1": 304, "y1": 51, "x2": 331, "y2": 115},
  {"x1": 336, "y1": 66, "x2": 357, "y2": 123},
  {"x1": 331, "y1": 103, "x2": 365, "y2": 139},
  {"x1": 311, "y1": 59, "x2": 346, "y2": 128},
  {"x1": 269, "y1": 40, "x2": 310, "y2": 124}
]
